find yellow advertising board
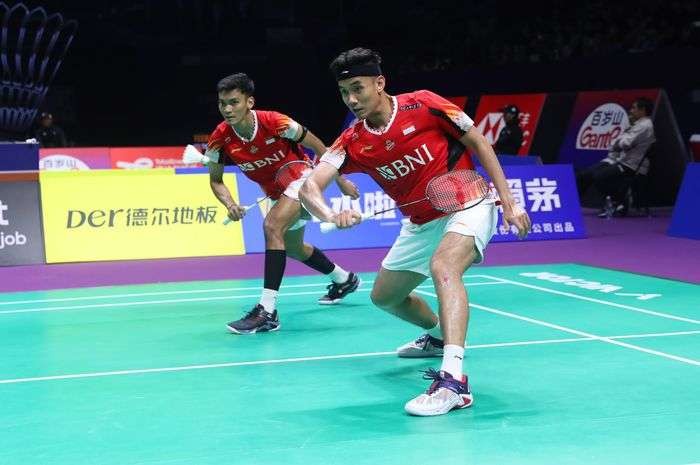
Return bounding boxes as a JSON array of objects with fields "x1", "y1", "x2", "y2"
[{"x1": 40, "y1": 169, "x2": 245, "y2": 263}]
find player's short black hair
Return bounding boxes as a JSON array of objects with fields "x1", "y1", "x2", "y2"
[
  {"x1": 217, "y1": 73, "x2": 255, "y2": 96},
  {"x1": 634, "y1": 97, "x2": 654, "y2": 116},
  {"x1": 329, "y1": 47, "x2": 382, "y2": 77}
]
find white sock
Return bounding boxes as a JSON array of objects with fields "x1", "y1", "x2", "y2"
[
  {"x1": 440, "y1": 344, "x2": 464, "y2": 381},
  {"x1": 258, "y1": 288, "x2": 277, "y2": 314},
  {"x1": 426, "y1": 318, "x2": 442, "y2": 339},
  {"x1": 329, "y1": 265, "x2": 350, "y2": 284}
]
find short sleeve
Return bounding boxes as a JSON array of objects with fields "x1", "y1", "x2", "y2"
[
  {"x1": 269, "y1": 111, "x2": 302, "y2": 141},
  {"x1": 416, "y1": 90, "x2": 474, "y2": 138},
  {"x1": 319, "y1": 135, "x2": 348, "y2": 170},
  {"x1": 205, "y1": 126, "x2": 225, "y2": 163}
]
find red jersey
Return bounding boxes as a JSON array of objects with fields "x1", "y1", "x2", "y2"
[
  {"x1": 207, "y1": 110, "x2": 311, "y2": 200},
  {"x1": 321, "y1": 90, "x2": 475, "y2": 224}
]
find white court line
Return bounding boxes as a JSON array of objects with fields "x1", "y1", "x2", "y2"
[
  {"x1": 0, "y1": 283, "x2": 332, "y2": 306},
  {"x1": 0, "y1": 282, "x2": 504, "y2": 315},
  {"x1": 0, "y1": 329, "x2": 697, "y2": 385},
  {"x1": 0, "y1": 274, "x2": 500, "y2": 307},
  {"x1": 480, "y1": 274, "x2": 700, "y2": 325},
  {"x1": 415, "y1": 289, "x2": 700, "y2": 367}
]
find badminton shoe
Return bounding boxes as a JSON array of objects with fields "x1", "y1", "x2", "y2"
[
  {"x1": 318, "y1": 272, "x2": 361, "y2": 305},
  {"x1": 226, "y1": 304, "x2": 280, "y2": 334},
  {"x1": 404, "y1": 369, "x2": 473, "y2": 416},
  {"x1": 396, "y1": 333, "x2": 444, "y2": 358}
]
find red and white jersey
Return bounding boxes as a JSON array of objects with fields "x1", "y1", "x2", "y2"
[
  {"x1": 321, "y1": 90, "x2": 475, "y2": 224},
  {"x1": 207, "y1": 110, "x2": 311, "y2": 199}
]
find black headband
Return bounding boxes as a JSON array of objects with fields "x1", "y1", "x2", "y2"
[{"x1": 334, "y1": 63, "x2": 382, "y2": 81}]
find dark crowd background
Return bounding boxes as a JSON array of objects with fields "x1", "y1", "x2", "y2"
[{"x1": 15, "y1": 0, "x2": 700, "y2": 151}]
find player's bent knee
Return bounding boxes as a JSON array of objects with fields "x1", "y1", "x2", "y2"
[
  {"x1": 263, "y1": 217, "x2": 285, "y2": 241},
  {"x1": 370, "y1": 288, "x2": 401, "y2": 309}
]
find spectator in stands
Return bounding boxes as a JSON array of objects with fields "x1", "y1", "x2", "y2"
[
  {"x1": 493, "y1": 105, "x2": 523, "y2": 155},
  {"x1": 576, "y1": 97, "x2": 656, "y2": 217},
  {"x1": 34, "y1": 113, "x2": 68, "y2": 148}
]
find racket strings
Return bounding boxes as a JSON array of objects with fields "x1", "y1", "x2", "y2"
[
  {"x1": 273, "y1": 160, "x2": 314, "y2": 190},
  {"x1": 425, "y1": 170, "x2": 491, "y2": 212}
]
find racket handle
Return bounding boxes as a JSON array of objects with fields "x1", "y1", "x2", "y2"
[
  {"x1": 223, "y1": 198, "x2": 267, "y2": 225},
  {"x1": 319, "y1": 212, "x2": 372, "y2": 233}
]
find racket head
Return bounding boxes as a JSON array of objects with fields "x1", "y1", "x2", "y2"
[
  {"x1": 274, "y1": 159, "x2": 314, "y2": 190},
  {"x1": 425, "y1": 169, "x2": 491, "y2": 212}
]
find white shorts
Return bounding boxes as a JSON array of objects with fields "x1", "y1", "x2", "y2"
[
  {"x1": 273, "y1": 167, "x2": 313, "y2": 231},
  {"x1": 381, "y1": 202, "x2": 498, "y2": 277}
]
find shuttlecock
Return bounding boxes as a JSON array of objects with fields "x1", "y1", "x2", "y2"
[{"x1": 182, "y1": 144, "x2": 209, "y2": 164}]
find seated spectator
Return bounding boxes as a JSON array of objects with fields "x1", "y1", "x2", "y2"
[
  {"x1": 576, "y1": 98, "x2": 655, "y2": 217},
  {"x1": 34, "y1": 112, "x2": 68, "y2": 148}
]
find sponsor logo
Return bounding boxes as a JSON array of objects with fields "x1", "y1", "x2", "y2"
[
  {"x1": 0, "y1": 230, "x2": 27, "y2": 249},
  {"x1": 475, "y1": 112, "x2": 506, "y2": 145},
  {"x1": 316, "y1": 190, "x2": 398, "y2": 221},
  {"x1": 0, "y1": 200, "x2": 28, "y2": 250},
  {"x1": 115, "y1": 157, "x2": 154, "y2": 169},
  {"x1": 39, "y1": 154, "x2": 90, "y2": 171},
  {"x1": 0, "y1": 231, "x2": 27, "y2": 249},
  {"x1": 519, "y1": 271, "x2": 660, "y2": 300},
  {"x1": 237, "y1": 150, "x2": 285, "y2": 172},
  {"x1": 576, "y1": 103, "x2": 629, "y2": 150},
  {"x1": 0, "y1": 200, "x2": 8, "y2": 226},
  {"x1": 385, "y1": 140, "x2": 395, "y2": 151},
  {"x1": 400, "y1": 103, "x2": 421, "y2": 111},
  {"x1": 250, "y1": 146, "x2": 259, "y2": 154},
  {"x1": 375, "y1": 143, "x2": 434, "y2": 181}
]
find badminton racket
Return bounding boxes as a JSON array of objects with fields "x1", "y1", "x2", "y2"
[
  {"x1": 320, "y1": 169, "x2": 497, "y2": 233},
  {"x1": 223, "y1": 159, "x2": 314, "y2": 225}
]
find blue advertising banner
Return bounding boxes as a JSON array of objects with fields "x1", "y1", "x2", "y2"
[
  {"x1": 236, "y1": 173, "x2": 405, "y2": 252},
  {"x1": 668, "y1": 163, "x2": 700, "y2": 240},
  {"x1": 0, "y1": 142, "x2": 39, "y2": 171},
  {"x1": 484, "y1": 164, "x2": 586, "y2": 242},
  {"x1": 236, "y1": 164, "x2": 584, "y2": 252}
]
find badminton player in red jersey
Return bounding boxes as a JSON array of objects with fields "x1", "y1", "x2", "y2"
[
  {"x1": 300, "y1": 49, "x2": 531, "y2": 416},
  {"x1": 206, "y1": 73, "x2": 361, "y2": 334}
]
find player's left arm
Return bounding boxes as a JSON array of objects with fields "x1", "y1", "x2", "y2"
[{"x1": 460, "y1": 128, "x2": 531, "y2": 239}]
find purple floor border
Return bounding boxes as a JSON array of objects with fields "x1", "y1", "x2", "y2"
[{"x1": 2, "y1": 210, "x2": 699, "y2": 293}]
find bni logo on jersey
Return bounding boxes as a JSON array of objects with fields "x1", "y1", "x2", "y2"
[{"x1": 576, "y1": 103, "x2": 629, "y2": 150}]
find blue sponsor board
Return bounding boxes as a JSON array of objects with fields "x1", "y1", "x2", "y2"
[
  {"x1": 668, "y1": 163, "x2": 700, "y2": 240},
  {"x1": 236, "y1": 173, "x2": 405, "y2": 253},
  {"x1": 0, "y1": 142, "x2": 39, "y2": 171},
  {"x1": 236, "y1": 163, "x2": 584, "y2": 252},
  {"x1": 482, "y1": 164, "x2": 586, "y2": 242}
]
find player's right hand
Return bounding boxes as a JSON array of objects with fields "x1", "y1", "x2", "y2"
[
  {"x1": 332, "y1": 210, "x2": 362, "y2": 229},
  {"x1": 226, "y1": 204, "x2": 247, "y2": 222}
]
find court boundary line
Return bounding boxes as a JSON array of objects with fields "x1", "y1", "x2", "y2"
[
  {"x1": 415, "y1": 289, "x2": 700, "y2": 367},
  {"x1": 480, "y1": 274, "x2": 700, "y2": 325},
  {"x1": 1, "y1": 329, "x2": 698, "y2": 385},
  {"x1": 0, "y1": 275, "x2": 500, "y2": 307},
  {"x1": 0, "y1": 282, "x2": 504, "y2": 315}
]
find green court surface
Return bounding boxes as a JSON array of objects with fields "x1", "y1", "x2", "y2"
[{"x1": 1, "y1": 263, "x2": 699, "y2": 465}]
